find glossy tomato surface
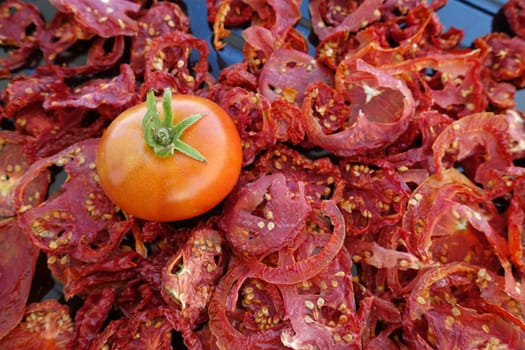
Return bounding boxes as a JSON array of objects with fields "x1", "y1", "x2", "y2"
[{"x1": 96, "y1": 94, "x2": 242, "y2": 222}]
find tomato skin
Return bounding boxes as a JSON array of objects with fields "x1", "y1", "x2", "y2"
[{"x1": 96, "y1": 94, "x2": 243, "y2": 222}]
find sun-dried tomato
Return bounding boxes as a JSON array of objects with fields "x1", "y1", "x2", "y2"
[
  {"x1": 0, "y1": 131, "x2": 48, "y2": 216},
  {"x1": 259, "y1": 48, "x2": 333, "y2": 105},
  {"x1": 141, "y1": 32, "x2": 212, "y2": 95},
  {"x1": 0, "y1": 300, "x2": 75, "y2": 349},
  {"x1": 301, "y1": 59, "x2": 415, "y2": 157},
  {"x1": 475, "y1": 32, "x2": 525, "y2": 88},
  {"x1": 48, "y1": 0, "x2": 140, "y2": 38},
  {"x1": 0, "y1": 218, "x2": 39, "y2": 339},
  {"x1": 247, "y1": 200, "x2": 345, "y2": 284},
  {"x1": 338, "y1": 161, "x2": 410, "y2": 235},
  {"x1": 403, "y1": 262, "x2": 525, "y2": 348},
  {"x1": 254, "y1": 144, "x2": 344, "y2": 207},
  {"x1": 14, "y1": 139, "x2": 132, "y2": 262},
  {"x1": 208, "y1": 264, "x2": 287, "y2": 349},
  {"x1": 0, "y1": 0, "x2": 44, "y2": 77},
  {"x1": 130, "y1": 2, "x2": 190, "y2": 76},
  {"x1": 37, "y1": 12, "x2": 95, "y2": 63},
  {"x1": 221, "y1": 173, "x2": 311, "y2": 257},
  {"x1": 74, "y1": 288, "x2": 117, "y2": 349},
  {"x1": 432, "y1": 112, "x2": 512, "y2": 191},
  {"x1": 209, "y1": 86, "x2": 274, "y2": 165},
  {"x1": 278, "y1": 248, "x2": 373, "y2": 349},
  {"x1": 87, "y1": 307, "x2": 174, "y2": 350},
  {"x1": 161, "y1": 227, "x2": 227, "y2": 326},
  {"x1": 502, "y1": 0, "x2": 525, "y2": 39}
]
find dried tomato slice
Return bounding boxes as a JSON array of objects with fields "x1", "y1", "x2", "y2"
[
  {"x1": 208, "y1": 264, "x2": 287, "y2": 349},
  {"x1": 210, "y1": 86, "x2": 274, "y2": 165},
  {"x1": 475, "y1": 32, "x2": 525, "y2": 88},
  {"x1": 37, "y1": 12, "x2": 95, "y2": 63},
  {"x1": 0, "y1": 218, "x2": 39, "y2": 339},
  {"x1": 0, "y1": 300, "x2": 75, "y2": 349},
  {"x1": 248, "y1": 200, "x2": 345, "y2": 284},
  {"x1": 88, "y1": 307, "x2": 174, "y2": 350},
  {"x1": 14, "y1": 139, "x2": 132, "y2": 262},
  {"x1": 49, "y1": 0, "x2": 140, "y2": 38},
  {"x1": 301, "y1": 59, "x2": 415, "y2": 157},
  {"x1": 0, "y1": 131, "x2": 48, "y2": 217},
  {"x1": 308, "y1": 0, "x2": 382, "y2": 41},
  {"x1": 258, "y1": 48, "x2": 333, "y2": 105},
  {"x1": 0, "y1": 0, "x2": 43, "y2": 77},
  {"x1": 404, "y1": 262, "x2": 525, "y2": 348},
  {"x1": 385, "y1": 53, "x2": 488, "y2": 118},
  {"x1": 338, "y1": 161, "x2": 410, "y2": 235},
  {"x1": 221, "y1": 173, "x2": 311, "y2": 257},
  {"x1": 161, "y1": 227, "x2": 226, "y2": 326},
  {"x1": 402, "y1": 168, "x2": 502, "y2": 262},
  {"x1": 279, "y1": 248, "x2": 373, "y2": 349},
  {"x1": 74, "y1": 288, "x2": 117, "y2": 349},
  {"x1": 432, "y1": 112, "x2": 512, "y2": 191},
  {"x1": 502, "y1": 0, "x2": 525, "y2": 39},
  {"x1": 254, "y1": 144, "x2": 344, "y2": 207},
  {"x1": 142, "y1": 32, "x2": 212, "y2": 95},
  {"x1": 130, "y1": 2, "x2": 190, "y2": 76},
  {"x1": 44, "y1": 64, "x2": 138, "y2": 119}
]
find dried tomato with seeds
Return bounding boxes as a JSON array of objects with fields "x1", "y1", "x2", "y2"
[
  {"x1": 208, "y1": 264, "x2": 288, "y2": 349},
  {"x1": 48, "y1": 0, "x2": 140, "y2": 38},
  {"x1": 14, "y1": 138, "x2": 132, "y2": 262},
  {"x1": 161, "y1": 227, "x2": 226, "y2": 326},
  {"x1": 0, "y1": 300, "x2": 75, "y2": 350}
]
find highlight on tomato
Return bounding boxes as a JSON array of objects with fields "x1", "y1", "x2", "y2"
[{"x1": 96, "y1": 88, "x2": 243, "y2": 222}]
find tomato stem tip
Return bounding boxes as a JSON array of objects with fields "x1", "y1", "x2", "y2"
[{"x1": 142, "y1": 89, "x2": 207, "y2": 162}]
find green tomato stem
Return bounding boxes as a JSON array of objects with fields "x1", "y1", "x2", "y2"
[{"x1": 143, "y1": 89, "x2": 207, "y2": 162}]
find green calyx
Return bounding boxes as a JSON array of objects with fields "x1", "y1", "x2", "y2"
[{"x1": 142, "y1": 88, "x2": 207, "y2": 162}]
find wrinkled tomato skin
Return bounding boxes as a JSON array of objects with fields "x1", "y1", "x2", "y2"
[{"x1": 96, "y1": 94, "x2": 243, "y2": 222}]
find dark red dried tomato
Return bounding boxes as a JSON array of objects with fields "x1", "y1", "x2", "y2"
[
  {"x1": 141, "y1": 32, "x2": 212, "y2": 95},
  {"x1": 221, "y1": 173, "x2": 311, "y2": 257},
  {"x1": 432, "y1": 112, "x2": 512, "y2": 191},
  {"x1": 0, "y1": 0, "x2": 44, "y2": 77},
  {"x1": 208, "y1": 264, "x2": 287, "y2": 349},
  {"x1": 0, "y1": 218, "x2": 39, "y2": 339},
  {"x1": 259, "y1": 48, "x2": 333, "y2": 105},
  {"x1": 87, "y1": 307, "x2": 174, "y2": 350},
  {"x1": 301, "y1": 59, "x2": 415, "y2": 157},
  {"x1": 161, "y1": 227, "x2": 226, "y2": 326},
  {"x1": 0, "y1": 300, "x2": 75, "y2": 349},
  {"x1": 74, "y1": 288, "x2": 117, "y2": 349},
  {"x1": 0, "y1": 131, "x2": 48, "y2": 217},
  {"x1": 502, "y1": 0, "x2": 525, "y2": 39},
  {"x1": 48, "y1": 0, "x2": 140, "y2": 38},
  {"x1": 130, "y1": 2, "x2": 190, "y2": 76},
  {"x1": 14, "y1": 139, "x2": 132, "y2": 262}
]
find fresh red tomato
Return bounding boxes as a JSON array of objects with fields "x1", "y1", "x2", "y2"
[{"x1": 96, "y1": 89, "x2": 243, "y2": 222}]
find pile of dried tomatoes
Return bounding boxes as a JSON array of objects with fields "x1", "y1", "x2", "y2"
[{"x1": 1, "y1": 0, "x2": 525, "y2": 349}]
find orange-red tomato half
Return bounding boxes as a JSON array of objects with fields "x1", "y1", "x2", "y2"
[{"x1": 96, "y1": 93, "x2": 243, "y2": 222}]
